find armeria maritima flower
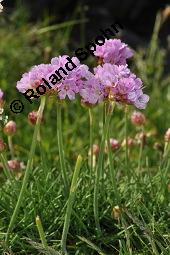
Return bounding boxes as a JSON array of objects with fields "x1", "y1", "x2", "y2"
[
  {"x1": 16, "y1": 64, "x2": 56, "y2": 93},
  {"x1": 94, "y1": 63, "x2": 149, "y2": 109},
  {"x1": 49, "y1": 55, "x2": 90, "y2": 100},
  {"x1": 80, "y1": 75, "x2": 105, "y2": 104},
  {"x1": 94, "y1": 39, "x2": 133, "y2": 65}
]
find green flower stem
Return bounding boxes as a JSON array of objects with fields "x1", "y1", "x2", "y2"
[
  {"x1": 61, "y1": 155, "x2": 83, "y2": 255},
  {"x1": 36, "y1": 215, "x2": 48, "y2": 248},
  {"x1": 125, "y1": 106, "x2": 128, "y2": 167},
  {"x1": 124, "y1": 105, "x2": 130, "y2": 181},
  {"x1": 5, "y1": 96, "x2": 46, "y2": 247},
  {"x1": 8, "y1": 136, "x2": 14, "y2": 159},
  {"x1": 94, "y1": 103, "x2": 113, "y2": 233},
  {"x1": 101, "y1": 103, "x2": 107, "y2": 180},
  {"x1": 138, "y1": 126, "x2": 144, "y2": 171},
  {"x1": 57, "y1": 102, "x2": 69, "y2": 195},
  {"x1": 0, "y1": 153, "x2": 13, "y2": 180},
  {"x1": 89, "y1": 108, "x2": 93, "y2": 175},
  {"x1": 163, "y1": 141, "x2": 170, "y2": 158},
  {"x1": 106, "y1": 104, "x2": 120, "y2": 203}
]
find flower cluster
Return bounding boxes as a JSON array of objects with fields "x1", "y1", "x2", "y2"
[
  {"x1": 49, "y1": 56, "x2": 90, "y2": 100},
  {"x1": 94, "y1": 39, "x2": 133, "y2": 65},
  {"x1": 94, "y1": 64, "x2": 149, "y2": 109},
  {"x1": 16, "y1": 39, "x2": 149, "y2": 109},
  {"x1": 16, "y1": 64, "x2": 56, "y2": 93}
]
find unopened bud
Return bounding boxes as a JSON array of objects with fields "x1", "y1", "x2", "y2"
[
  {"x1": 8, "y1": 160, "x2": 21, "y2": 171},
  {"x1": 112, "y1": 206, "x2": 121, "y2": 220},
  {"x1": 164, "y1": 128, "x2": 170, "y2": 142},
  {"x1": 88, "y1": 144, "x2": 99, "y2": 156},
  {"x1": 131, "y1": 111, "x2": 146, "y2": 126},
  {"x1": 92, "y1": 144, "x2": 99, "y2": 156},
  {"x1": 135, "y1": 132, "x2": 146, "y2": 146},
  {"x1": 122, "y1": 137, "x2": 136, "y2": 147},
  {"x1": 0, "y1": 89, "x2": 4, "y2": 100},
  {"x1": 3, "y1": 121, "x2": 16, "y2": 136},
  {"x1": 28, "y1": 111, "x2": 42, "y2": 125},
  {"x1": 109, "y1": 138, "x2": 120, "y2": 151}
]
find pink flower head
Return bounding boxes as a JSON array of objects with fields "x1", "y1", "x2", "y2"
[
  {"x1": 17, "y1": 64, "x2": 55, "y2": 93},
  {"x1": 48, "y1": 55, "x2": 90, "y2": 100},
  {"x1": 94, "y1": 39, "x2": 133, "y2": 65},
  {"x1": 80, "y1": 75, "x2": 105, "y2": 104},
  {"x1": 131, "y1": 111, "x2": 146, "y2": 126},
  {"x1": 94, "y1": 63, "x2": 149, "y2": 109}
]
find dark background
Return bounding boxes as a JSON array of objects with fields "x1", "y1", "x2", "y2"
[{"x1": 4, "y1": 0, "x2": 170, "y2": 48}]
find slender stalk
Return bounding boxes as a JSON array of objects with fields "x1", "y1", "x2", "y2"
[
  {"x1": 8, "y1": 136, "x2": 14, "y2": 159},
  {"x1": 0, "y1": 153, "x2": 13, "y2": 180},
  {"x1": 61, "y1": 155, "x2": 82, "y2": 255},
  {"x1": 57, "y1": 102, "x2": 69, "y2": 195},
  {"x1": 125, "y1": 105, "x2": 128, "y2": 167},
  {"x1": 36, "y1": 215, "x2": 48, "y2": 248},
  {"x1": 89, "y1": 108, "x2": 93, "y2": 176},
  {"x1": 163, "y1": 141, "x2": 170, "y2": 158},
  {"x1": 106, "y1": 103, "x2": 116, "y2": 186},
  {"x1": 101, "y1": 103, "x2": 107, "y2": 191},
  {"x1": 107, "y1": 127, "x2": 120, "y2": 203},
  {"x1": 94, "y1": 103, "x2": 113, "y2": 233},
  {"x1": 5, "y1": 96, "x2": 46, "y2": 247},
  {"x1": 138, "y1": 126, "x2": 144, "y2": 171}
]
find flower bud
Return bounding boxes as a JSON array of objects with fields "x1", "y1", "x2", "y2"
[
  {"x1": 122, "y1": 137, "x2": 136, "y2": 147},
  {"x1": 28, "y1": 111, "x2": 40, "y2": 125},
  {"x1": 112, "y1": 206, "x2": 121, "y2": 220},
  {"x1": 88, "y1": 144, "x2": 99, "y2": 156},
  {"x1": 3, "y1": 121, "x2": 16, "y2": 136},
  {"x1": 92, "y1": 144, "x2": 99, "y2": 156},
  {"x1": 7, "y1": 160, "x2": 21, "y2": 171},
  {"x1": 0, "y1": 138, "x2": 7, "y2": 152},
  {"x1": 109, "y1": 138, "x2": 120, "y2": 151},
  {"x1": 131, "y1": 111, "x2": 146, "y2": 126},
  {"x1": 164, "y1": 128, "x2": 170, "y2": 142},
  {"x1": 135, "y1": 132, "x2": 146, "y2": 146},
  {"x1": 0, "y1": 89, "x2": 4, "y2": 100}
]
